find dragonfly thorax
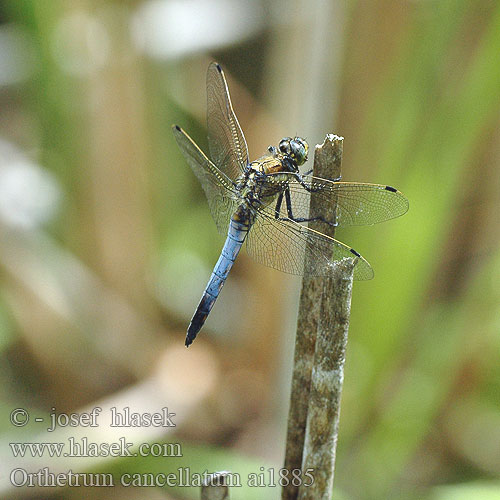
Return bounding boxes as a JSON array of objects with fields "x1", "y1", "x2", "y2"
[{"x1": 235, "y1": 165, "x2": 285, "y2": 213}]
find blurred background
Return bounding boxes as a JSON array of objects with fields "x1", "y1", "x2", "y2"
[{"x1": 0, "y1": 0, "x2": 499, "y2": 499}]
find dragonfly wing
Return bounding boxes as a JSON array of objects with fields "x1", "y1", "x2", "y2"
[
  {"x1": 246, "y1": 207, "x2": 374, "y2": 280},
  {"x1": 207, "y1": 62, "x2": 249, "y2": 180},
  {"x1": 172, "y1": 125, "x2": 239, "y2": 235},
  {"x1": 283, "y1": 177, "x2": 409, "y2": 226}
]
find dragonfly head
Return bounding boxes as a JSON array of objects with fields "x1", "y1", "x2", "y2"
[{"x1": 278, "y1": 137, "x2": 309, "y2": 167}]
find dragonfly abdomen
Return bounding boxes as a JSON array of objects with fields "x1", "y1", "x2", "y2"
[{"x1": 185, "y1": 218, "x2": 249, "y2": 346}]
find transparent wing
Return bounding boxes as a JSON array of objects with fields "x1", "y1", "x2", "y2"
[
  {"x1": 172, "y1": 125, "x2": 239, "y2": 235},
  {"x1": 246, "y1": 207, "x2": 374, "y2": 280},
  {"x1": 207, "y1": 62, "x2": 249, "y2": 180},
  {"x1": 267, "y1": 175, "x2": 409, "y2": 227}
]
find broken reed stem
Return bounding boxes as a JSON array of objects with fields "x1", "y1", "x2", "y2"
[
  {"x1": 282, "y1": 135, "x2": 352, "y2": 500},
  {"x1": 298, "y1": 259, "x2": 354, "y2": 499},
  {"x1": 201, "y1": 471, "x2": 230, "y2": 499}
]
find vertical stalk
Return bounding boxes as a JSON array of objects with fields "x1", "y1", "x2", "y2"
[
  {"x1": 283, "y1": 135, "x2": 353, "y2": 499},
  {"x1": 298, "y1": 259, "x2": 354, "y2": 499}
]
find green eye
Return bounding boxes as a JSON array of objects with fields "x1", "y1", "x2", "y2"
[{"x1": 291, "y1": 137, "x2": 309, "y2": 166}]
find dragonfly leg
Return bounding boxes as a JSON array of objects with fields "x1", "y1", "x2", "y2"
[
  {"x1": 294, "y1": 173, "x2": 322, "y2": 193},
  {"x1": 274, "y1": 188, "x2": 337, "y2": 227},
  {"x1": 274, "y1": 191, "x2": 284, "y2": 218}
]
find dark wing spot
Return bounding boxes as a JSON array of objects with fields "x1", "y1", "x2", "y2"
[
  {"x1": 174, "y1": 124, "x2": 181, "y2": 131},
  {"x1": 350, "y1": 248, "x2": 361, "y2": 257},
  {"x1": 216, "y1": 63, "x2": 223, "y2": 73},
  {"x1": 385, "y1": 186, "x2": 397, "y2": 192}
]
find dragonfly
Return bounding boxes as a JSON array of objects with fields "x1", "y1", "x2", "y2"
[{"x1": 173, "y1": 62, "x2": 408, "y2": 347}]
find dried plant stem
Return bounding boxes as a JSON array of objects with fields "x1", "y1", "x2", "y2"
[
  {"x1": 283, "y1": 135, "x2": 352, "y2": 500},
  {"x1": 298, "y1": 259, "x2": 354, "y2": 499}
]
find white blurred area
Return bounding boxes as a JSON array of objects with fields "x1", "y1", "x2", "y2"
[
  {"x1": 0, "y1": 139, "x2": 60, "y2": 229},
  {"x1": 131, "y1": 0, "x2": 265, "y2": 59}
]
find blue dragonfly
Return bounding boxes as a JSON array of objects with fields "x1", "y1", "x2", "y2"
[{"x1": 173, "y1": 63, "x2": 408, "y2": 347}]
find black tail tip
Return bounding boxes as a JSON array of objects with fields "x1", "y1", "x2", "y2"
[
  {"x1": 185, "y1": 329, "x2": 197, "y2": 347},
  {"x1": 185, "y1": 309, "x2": 208, "y2": 347}
]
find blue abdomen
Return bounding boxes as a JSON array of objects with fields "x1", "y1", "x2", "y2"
[{"x1": 186, "y1": 219, "x2": 248, "y2": 346}]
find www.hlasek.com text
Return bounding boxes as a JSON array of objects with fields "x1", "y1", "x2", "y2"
[{"x1": 10, "y1": 438, "x2": 182, "y2": 459}]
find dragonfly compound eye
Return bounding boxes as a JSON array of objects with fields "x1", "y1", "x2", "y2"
[{"x1": 291, "y1": 137, "x2": 309, "y2": 166}]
